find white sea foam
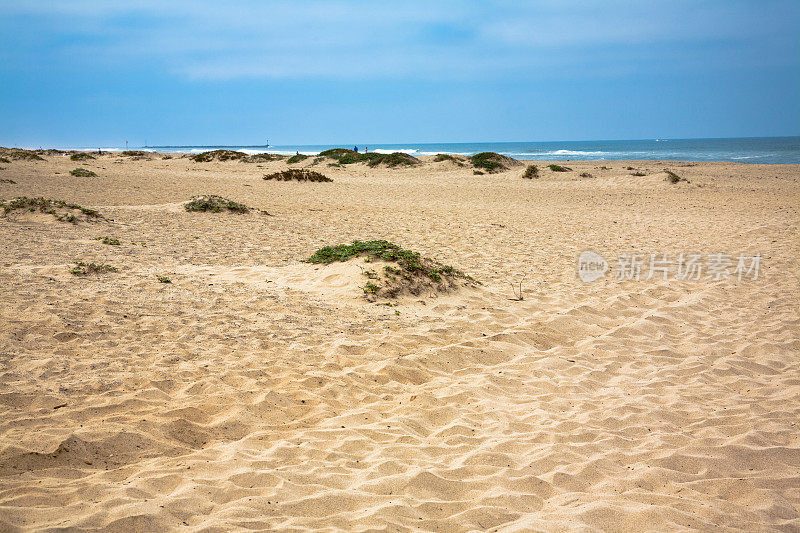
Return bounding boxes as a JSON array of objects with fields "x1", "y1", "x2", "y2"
[{"x1": 371, "y1": 148, "x2": 418, "y2": 155}]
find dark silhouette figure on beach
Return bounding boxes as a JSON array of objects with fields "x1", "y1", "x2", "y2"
[{"x1": 354, "y1": 146, "x2": 358, "y2": 152}]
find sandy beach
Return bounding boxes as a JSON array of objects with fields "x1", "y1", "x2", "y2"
[{"x1": 0, "y1": 151, "x2": 798, "y2": 531}]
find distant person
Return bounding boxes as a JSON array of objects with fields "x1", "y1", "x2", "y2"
[
  {"x1": 365, "y1": 147, "x2": 368, "y2": 153},
  {"x1": 354, "y1": 146, "x2": 358, "y2": 152}
]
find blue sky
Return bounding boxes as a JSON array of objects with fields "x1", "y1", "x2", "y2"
[{"x1": 0, "y1": 0, "x2": 798, "y2": 147}]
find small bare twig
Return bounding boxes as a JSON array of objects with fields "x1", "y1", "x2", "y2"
[{"x1": 508, "y1": 273, "x2": 526, "y2": 301}]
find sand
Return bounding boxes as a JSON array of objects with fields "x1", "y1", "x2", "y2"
[{"x1": 0, "y1": 153, "x2": 798, "y2": 531}]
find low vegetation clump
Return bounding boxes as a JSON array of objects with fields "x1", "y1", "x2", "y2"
[
  {"x1": 70, "y1": 152, "x2": 95, "y2": 161},
  {"x1": 120, "y1": 150, "x2": 148, "y2": 157},
  {"x1": 0, "y1": 196, "x2": 104, "y2": 223},
  {"x1": 473, "y1": 170, "x2": 484, "y2": 175},
  {"x1": 664, "y1": 169, "x2": 688, "y2": 184},
  {"x1": 70, "y1": 168, "x2": 97, "y2": 177},
  {"x1": 367, "y1": 152, "x2": 418, "y2": 167},
  {"x1": 369, "y1": 152, "x2": 421, "y2": 167},
  {"x1": 522, "y1": 165, "x2": 539, "y2": 179},
  {"x1": 319, "y1": 148, "x2": 357, "y2": 161},
  {"x1": 263, "y1": 169, "x2": 332, "y2": 182},
  {"x1": 157, "y1": 276, "x2": 172, "y2": 283},
  {"x1": 306, "y1": 239, "x2": 476, "y2": 300},
  {"x1": 184, "y1": 195, "x2": 252, "y2": 213},
  {"x1": 318, "y1": 148, "x2": 421, "y2": 167},
  {"x1": 580, "y1": 172, "x2": 593, "y2": 178},
  {"x1": 548, "y1": 164, "x2": 572, "y2": 172},
  {"x1": 241, "y1": 153, "x2": 287, "y2": 163},
  {"x1": 0, "y1": 157, "x2": 9, "y2": 163},
  {"x1": 0, "y1": 179, "x2": 15, "y2": 184},
  {"x1": 287, "y1": 154, "x2": 309, "y2": 164},
  {"x1": 631, "y1": 171, "x2": 646, "y2": 176},
  {"x1": 189, "y1": 150, "x2": 247, "y2": 162},
  {"x1": 432, "y1": 154, "x2": 467, "y2": 166},
  {"x1": 469, "y1": 152, "x2": 521, "y2": 173},
  {"x1": 96, "y1": 236, "x2": 120, "y2": 245},
  {"x1": 70, "y1": 261, "x2": 118, "y2": 276},
  {"x1": 0, "y1": 149, "x2": 45, "y2": 161}
]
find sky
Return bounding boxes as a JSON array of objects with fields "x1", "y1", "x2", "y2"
[{"x1": 0, "y1": 0, "x2": 798, "y2": 147}]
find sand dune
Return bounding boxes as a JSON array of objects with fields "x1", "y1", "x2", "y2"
[{"x1": 0, "y1": 154, "x2": 798, "y2": 531}]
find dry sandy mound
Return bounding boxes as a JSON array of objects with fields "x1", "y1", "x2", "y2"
[{"x1": 174, "y1": 240, "x2": 479, "y2": 304}]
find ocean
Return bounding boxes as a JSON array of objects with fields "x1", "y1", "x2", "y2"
[{"x1": 114, "y1": 137, "x2": 798, "y2": 164}]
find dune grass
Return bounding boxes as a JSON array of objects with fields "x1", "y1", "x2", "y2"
[
  {"x1": 70, "y1": 153, "x2": 95, "y2": 161},
  {"x1": 665, "y1": 169, "x2": 688, "y2": 184},
  {"x1": 548, "y1": 164, "x2": 572, "y2": 172}
]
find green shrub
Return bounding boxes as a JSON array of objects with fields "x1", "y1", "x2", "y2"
[
  {"x1": 184, "y1": 195, "x2": 251, "y2": 213},
  {"x1": 306, "y1": 240, "x2": 471, "y2": 281},
  {"x1": 70, "y1": 168, "x2": 97, "y2": 177},
  {"x1": 70, "y1": 153, "x2": 95, "y2": 161},
  {"x1": 318, "y1": 148, "x2": 420, "y2": 167},
  {"x1": 263, "y1": 169, "x2": 332, "y2": 182},
  {"x1": 522, "y1": 165, "x2": 539, "y2": 179},
  {"x1": 157, "y1": 276, "x2": 172, "y2": 283},
  {"x1": 241, "y1": 153, "x2": 287, "y2": 163},
  {"x1": 548, "y1": 164, "x2": 571, "y2": 172},
  {"x1": 366, "y1": 152, "x2": 420, "y2": 167},
  {"x1": 287, "y1": 154, "x2": 309, "y2": 164},
  {"x1": 319, "y1": 148, "x2": 357, "y2": 160},
  {"x1": 0, "y1": 157, "x2": 9, "y2": 163},
  {"x1": 120, "y1": 150, "x2": 148, "y2": 157},
  {"x1": 469, "y1": 152, "x2": 520, "y2": 173},
  {"x1": 189, "y1": 150, "x2": 247, "y2": 162},
  {"x1": 631, "y1": 171, "x2": 646, "y2": 177}
]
